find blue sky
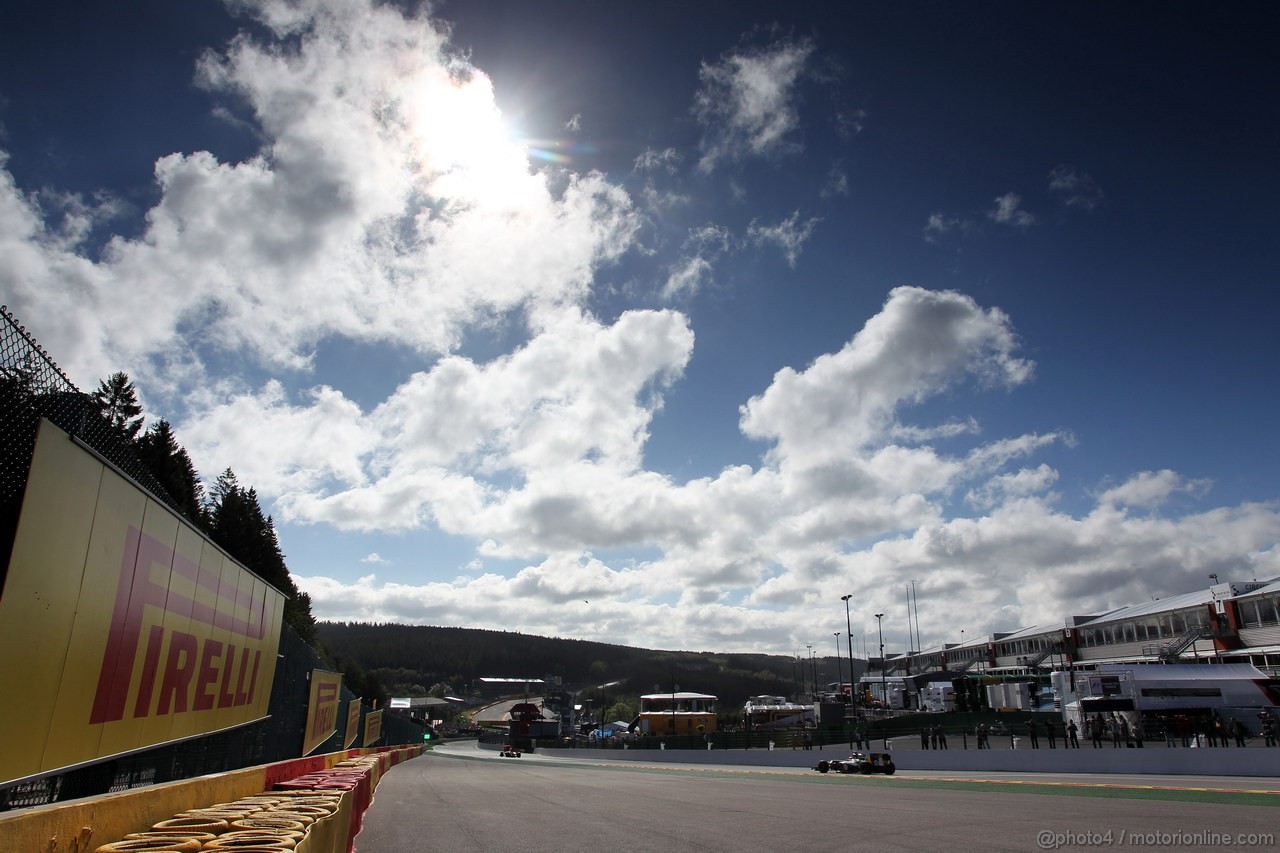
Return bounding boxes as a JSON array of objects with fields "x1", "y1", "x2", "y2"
[{"x1": 2, "y1": 0, "x2": 1277, "y2": 656}]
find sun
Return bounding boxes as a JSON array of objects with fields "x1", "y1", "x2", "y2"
[{"x1": 400, "y1": 66, "x2": 543, "y2": 210}]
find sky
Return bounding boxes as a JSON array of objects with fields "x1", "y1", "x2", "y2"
[{"x1": 1, "y1": 0, "x2": 1278, "y2": 659}]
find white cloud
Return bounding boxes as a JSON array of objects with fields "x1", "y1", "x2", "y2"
[
  {"x1": 662, "y1": 224, "x2": 732, "y2": 300},
  {"x1": 694, "y1": 35, "x2": 814, "y2": 172},
  {"x1": 747, "y1": 210, "x2": 819, "y2": 267},
  {"x1": 966, "y1": 463, "x2": 1060, "y2": 509},
  {"x1": 1097, "y1": 469, "x2": 1212, "y2": 510},
  {"x1": 1049, "y1": 164, "x2": 1104, "y2": 210},
  {"x1": 2, "y1": 0, "x2": 642, "y2": 394},
  {"x1": 634, "y1": 147, "x2": 682, "y2": 175},
  {"x1": 923, "y1": 212, "x2": 964, "y2": 243},
  {"x1": 988, "y1": 192, "x2": 1036, "y2": 228},
  {"x1": 362, "y1": 553, "x2": 390, "y2": 564},
  {"x1": 834, "y1": 109, "x2": 867, "y2": 139},
  {"x1": 820, "y1": 162, "x2": 849, "y2": 198},
  {"x1": 740, "y1": 287, "x2": 1033, "y2": 466}
]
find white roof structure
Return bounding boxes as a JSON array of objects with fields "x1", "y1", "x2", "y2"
[
  {"x1": 1080, "y1": 588, "x2": 1214, "y2": 626},
  {"x1": 1097, "y1": 662, "x2": 1265, "y2": 681}
]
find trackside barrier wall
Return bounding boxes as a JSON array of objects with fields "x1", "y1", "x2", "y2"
[
  {"x1": 538, "y1": 744, "x2": 1279, "y2": 776},
  {"x1": 0, "y1": 745, "x2": 423, "y2": 853}
]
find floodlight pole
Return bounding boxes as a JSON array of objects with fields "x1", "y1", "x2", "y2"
[
  {"x1": 842, "y1": 594, "x2": 855, "y2": 748},
  {"x1": 875, "y1": 612, "x2": 886, "y2": 748}
]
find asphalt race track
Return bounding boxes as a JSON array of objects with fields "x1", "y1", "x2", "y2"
[{"x1": 354, "y1": 743, "x2": 1280, "y2": 853}]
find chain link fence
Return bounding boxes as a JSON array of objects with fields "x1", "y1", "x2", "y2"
[{"x1": 0, "y1": 305, "x2": 197, "y2": 591}]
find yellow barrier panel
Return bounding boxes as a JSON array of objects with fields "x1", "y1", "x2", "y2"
[
  {"x1": 303, "y1": 671, "x2": 345, "y2": 756},
  {"x1": 361, "y1": 711, "x2": 382, "y2": 747},
  {"x1": 342, "y1": 700, "x2": 361, "y2": 749},
  {"x1": 0, "y1": 421, "x2": 286, "y2": 785}
]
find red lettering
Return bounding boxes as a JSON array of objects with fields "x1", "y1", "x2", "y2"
[
  {"x1": 218, "y1": 643, "x2": 238, "y2": 708},
  {"x1": 234, "y1": 646, "x2": 251, "y2": 705},
  {"x1": 91, "y1": 525, "x2": 275, "y2": 725},
  {"x1": 131, "y1": 625, "x2": 165, "y2": 719},
  {"x1": 194, "y1": 639, "x2": 223, "y2": 711},
  {"x1": 90, "y1": 527, "x2": 167, "y2": 724},
  {"x1": 157, "y1": 631, "x2": 198, "y2": 715},
  {"x1": 246, "y1": 650, "x2": 261, "y2": 704}
]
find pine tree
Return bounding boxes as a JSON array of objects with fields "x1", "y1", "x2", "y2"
[
  {"x1": 91, "y1": 372, "x2": 144, "y2": 443},
  {"x1": 207, "y1": 474, "x2": 319, "y2": 648},
  {"x1": 136, "y1": 419, "x2": 205, "y2": 524}
]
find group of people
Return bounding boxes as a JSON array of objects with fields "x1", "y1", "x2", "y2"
[
  {"x1": 1260, "y1": 709, "x2": 1279, "y2": 747},
  {"x1": 918, "y1": 724, "x2": 949, "y2": 749},
  {"x1": 1084, "y1": 713, "x2": 1144, "y2": 747},
  {"x1": 805, "y1": 710, "x2": 1279, "y2": 752},
  {"x1": 1018, "y1": 717, "x2": 1081, "y2": 748},
  {"x1": 976, "y1": 711, "x2": 1278, "y2": 750},
  {"x1": 1081, "y1": 711, "x2": 1273, "y2": 748}
]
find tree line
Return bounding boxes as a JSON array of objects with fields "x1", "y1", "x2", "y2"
[
  {"x1": 88, "y1": 372, "x2": 322, "y2": 648},
  {"x1": 318, "y1": 621, "x2": 839, "y2": 720}
]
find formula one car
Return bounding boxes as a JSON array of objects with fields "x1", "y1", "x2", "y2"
[
  {"x1": 814, "y1": 752, "x2": 895, "y2": 775},
  {"x1": 499, "y1": 744, "x2": 521, "y2": 757}
]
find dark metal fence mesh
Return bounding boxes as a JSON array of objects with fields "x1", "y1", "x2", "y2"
[
  {"x1": 0, "y1": 305, "x2": 198, "y2": 589},
  {"x1": 0, "y1": 306, "x2": 404, "y2": 812}
]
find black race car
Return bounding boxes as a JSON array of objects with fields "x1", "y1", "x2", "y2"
[{"x1": 814, "y1": 752, "x2": 895, "y2": 775}]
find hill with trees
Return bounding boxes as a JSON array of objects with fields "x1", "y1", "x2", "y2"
[{"x1": 317, "y1": 621, "x2": 848, "y2": 719}]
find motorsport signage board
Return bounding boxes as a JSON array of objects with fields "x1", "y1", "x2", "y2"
[
  {"x1": 363, "y1": 709, "x2": 383, "y2": 747},
  {"x1": 0, "y1": 420, "x2": 285, "y2": 785},
  {"x1": 344, "y1": 697, "x2": 362, "y2": 748},
  {"x1": 303, "y1": 669, "x2": 345, "y2": 755}
]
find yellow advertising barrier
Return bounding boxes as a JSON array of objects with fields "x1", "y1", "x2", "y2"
[
  {"x1": 304, "y1": 670, "x2": 345, "y2": 755},
  {"x1": 343, "y1": 698, "x2": 362, "y2": 749},
  {"x1": 0, "y1": 420, "x2": 286, "y2": 785},
  {"x1": 362, "y1": 710, "x2": 383, "y2": 747}
]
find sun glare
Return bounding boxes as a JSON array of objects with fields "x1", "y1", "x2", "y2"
[{"x1": 402, "y1": 68, "x2": 542, "y2": 209}]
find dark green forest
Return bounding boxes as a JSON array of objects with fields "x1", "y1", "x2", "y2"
[{"x1": 317, "y1": 621, "x2": 854, "y2": 717}]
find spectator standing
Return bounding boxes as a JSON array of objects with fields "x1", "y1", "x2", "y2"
[
  {"x1": 1259, "y1": 711, "x2": 1278, "y2": 747},
  {"x1": 1045, "y1": 718, "x2": 1057, "y2": 749},
  {"x1": 1066, "y1": 719, "x2": 1079, "y2": 749}
]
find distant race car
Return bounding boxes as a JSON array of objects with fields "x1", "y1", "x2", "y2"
[
  {"x1": 499, "y1": 744, "x2": 521, "y2": 757},
  {"x1": 814, "y1": 752, "x2": 895, "y2": 775}
]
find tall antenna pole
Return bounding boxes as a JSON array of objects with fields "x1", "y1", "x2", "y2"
[{"x1": 911, "y1": 580, "x2": 922, "y2": 654}]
